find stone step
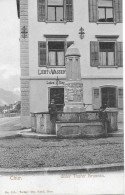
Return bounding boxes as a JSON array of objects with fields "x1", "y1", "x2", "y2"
[
  {"x1": 18, "y1": 131, "x2": 57, "y2": 139},
  {"x1": 108, "y1": 133, "x2": 123, "y2": 137}
]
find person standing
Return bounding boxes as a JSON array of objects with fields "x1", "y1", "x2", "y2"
[{"x1": 48, "y1": 99, "x2": 57, "y2": 134}]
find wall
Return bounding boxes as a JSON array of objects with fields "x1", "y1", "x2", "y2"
[{"x1": 28, "y1": 0, "x2": 123, "y2": 79}]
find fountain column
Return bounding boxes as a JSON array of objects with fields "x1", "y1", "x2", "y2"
[{"x1": 64, "y1": 44, "x2": 85, "y2": 112}]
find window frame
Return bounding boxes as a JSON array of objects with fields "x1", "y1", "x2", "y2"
[
  {"x1": 97, "y1": 0, "x2": 115, "y2": 24},
  {"x1": 46, "y1": 37, "x2": 67, "y2": 67},
  {"x1": 93, "y1": 86, "x2": 123, "y2": 110},
  {"x1": 39, "y1": 0, "x2": 73, "y2": 23},
  {"x1": 48, "y1": 41, "x2": 65, "y2": 66},
  {"x1": 47, "y1": 0, "x2": 64, "y2": 22},
  {"x1": 99, "y1": 41, "x2": 116, "y2": 67},
  {"x1": 95, "y1": 36, "x2": 119, "y2": 68},
  {"x1": 101, "y1": 86, "x2": 117, "y2": 108}
]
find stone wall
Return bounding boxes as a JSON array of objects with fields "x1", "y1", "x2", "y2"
[
  {"x1": 56, "y1": 122, "x2": 106, "y2": 138},
  {"x1": 20, "y1": 0, "x2": 30, "y2": 127}
]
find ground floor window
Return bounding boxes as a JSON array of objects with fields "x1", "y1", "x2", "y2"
[
  {"x1": 93, "y1": 86, "x2": 123, "y2": 110},
  {"x1": 101, "y1": 87, "x2": 116, "y2": 108},
  {"x1": 49, "y1": 87, "x2": 64, "y2": 111}
]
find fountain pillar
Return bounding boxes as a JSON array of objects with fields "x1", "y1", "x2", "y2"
[{"x1": 64, "y1": 44, "x2": 85, "y2": 112}]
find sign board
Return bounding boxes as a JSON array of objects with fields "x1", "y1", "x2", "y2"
[{"x1": 38, "y1": 69, "x2": 66, "y2": 75}]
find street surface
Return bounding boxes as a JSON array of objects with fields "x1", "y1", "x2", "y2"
[{"x1": 0, "y1": 116, "x2": 21, "y2": 137}]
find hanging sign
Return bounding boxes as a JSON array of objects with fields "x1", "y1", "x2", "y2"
[{"x1": 38, "y1": 69, "x2": 66, "y2": 75}]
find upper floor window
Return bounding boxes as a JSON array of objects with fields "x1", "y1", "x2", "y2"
[
  {"x1": 99, "y1": 42, "x2": 115, "y2": 66},
  {"x1": 89, "y1": 0, "x2": 122, "y2": 23},
  {"x1": 38, "y1": 0, "x2": 73, "y2": 22},
  {"x1": 48, "y1": 41, "x2": 65, "y2": 66},
  {"x1": 48, "y1": 0, "x2": 64, "y2": 21},
  {"x1": 98, "y1": 0, "x2": 113, "y2": 22},
  {"x1": 90, "y1": 37, "x2": 123, "y2": 67},
  {"x1": 38, "y1": 37, "x2": 73, "y2": 67}
]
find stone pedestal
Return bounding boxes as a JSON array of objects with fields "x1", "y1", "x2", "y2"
[
  {"x1": 106, "y1": 108, "x2": 118, "y2": 132},
  {"x1": 31, "y1": 113, "x2": 55, "y2": 134},
  {"x1": 64, "y1": 81, "x2": 85, "y2": 112}
]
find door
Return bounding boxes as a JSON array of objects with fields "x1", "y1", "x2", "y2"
[
  {"x1": 49, "y1": 87, "x2": 64, "y2": 111},
  {"x1": 101, "y1": 87, "x2": 116, "y2": 108}
]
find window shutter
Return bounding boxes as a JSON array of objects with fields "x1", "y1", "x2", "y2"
[
  {"x1": 92, "y1": 88, "x2": 101, "y2": 110},
  {"x1": 67, "y1": 41, "x2": 74, "y2": 48},
  {"x1": 116, "y1": 42, "x2": 123, "y2": 67},
  {"x1": 38, "y1": 42, "x2": 46, "y2": 66},
  {"x1": 66, "y1": 0, "x2": 73, "y2": 22},
  {"x1": 118, "y1": 88, "x2": 123, "y2": 109},
  {"x1": 114, "y1": 0, "x2": 122, "y2": 23},
  {"x1": 90, "y1": 41, "x2": 99, "y2": 67},
  {"x1": 38, "y1": 0, "x2": 46, "y2": 22},
  {"x1": 89, "y1": 0, "x2": 97, "y2": 22}
]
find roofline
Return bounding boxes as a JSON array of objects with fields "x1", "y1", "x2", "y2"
[{"x1": 16, "y1": 0, "x2": 20, "y2": 19}]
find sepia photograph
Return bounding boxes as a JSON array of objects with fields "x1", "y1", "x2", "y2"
[{"x1": 0, "y1": 0, "x2": 124, "y2": 194}]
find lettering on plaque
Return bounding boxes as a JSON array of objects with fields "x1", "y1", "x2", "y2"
[
  {"x1": 38, "y1": 69, "x2": 66, "y2": 75},
  {"x1": 46, "y1": 81, "x2": 65, "y2": 85}
]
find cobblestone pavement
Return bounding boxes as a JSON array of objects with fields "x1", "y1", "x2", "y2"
[{"x1": 0, "y1": 137, "x2": 123, "y2": 169}]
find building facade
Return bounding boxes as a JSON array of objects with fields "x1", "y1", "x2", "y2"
[{"x1": 17, "y1": 0, "x2": 123, "y2": 128}]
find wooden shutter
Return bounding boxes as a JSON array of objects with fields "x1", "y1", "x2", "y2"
[
  {"x1": 38, "y1": 42, "x2": 46, "y2": 66},
  {"x1": 114, "y1": 0, "x2": 122, "y2": 23},
  {"x1": 38, "y1": 0, "x2": 46, "y2": 22},
  {"x1": 66, "y1": 0, "x2": 73, "y2": 22},
  {"x1": 92, "y1": 88, "x2": 101, "y2": 110},
  {"x1": 89, "y1": 0, "x2": 97, "y2": 22},
  {"x1": 116, "y1": 42, "x2": 123, "y2": 67},
  {"x1": 90, "y1": 41, "x2": 99, "y2": 67},
  {"x1": 67, "y1": 41, "x2": 74, "y2": 48},
  {"x1": 118, "y1": 88, "x2": 123, "y2": 109}
]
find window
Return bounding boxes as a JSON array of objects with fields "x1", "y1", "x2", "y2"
[
  {"x1": 89, "y1": 0, "x2": 122, "y2": 23},
  {"x1": 98, "y1": 0, "x2": 113, "y2": 22},
  {"x1": 38, "y1": 0, "x2": 73, "y2": 22},
  {"x1": 48, "y1": 41, "x2": 65, "y2": 66},
  {"x1": 101, "y1": 87, "x2": 116, "y2": 108},
  {"x1": 48, "y1": 0, "x2": 64, "y2": 21},
  {"x1": 90, "y1": 40, "x2": 123, "y2": 67},
  {"x1": 92, "y1": 87, "x2": 123, "y2": 110},
  {"x1": 99, "y1": 42, "x2": 115, "y2": 66},
  {"x1": 38, "y1": 39, "x2": 73, "y2": 67}
]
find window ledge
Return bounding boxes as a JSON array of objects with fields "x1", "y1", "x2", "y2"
[
  {"x1": 45, "y1": 20, "x2": 67, "y2": 24},
  {"x1": 98, "y1": 66, "x2": 118, "y2": 68},
  {"x1": 96, "y1": 22, "x2": 116, "y2": 25},
  {"x1": 47, "y1": 66, "x2": 66, "y2": 68}
]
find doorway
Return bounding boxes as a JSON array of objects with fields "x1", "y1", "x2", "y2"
[
  {"x1": 101, "y1": 87, "x2": 116, "y2": 108},
  {"x1": 49, "y1": 87, "x2": 64, "y2": 111}
]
